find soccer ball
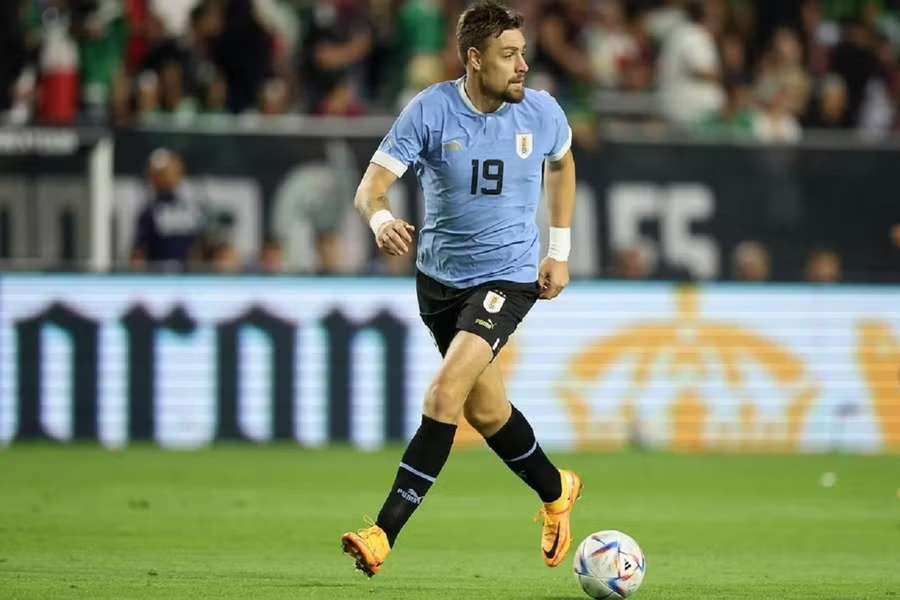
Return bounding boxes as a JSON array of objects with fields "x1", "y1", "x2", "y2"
[{"x1": 573, "y1": 530, "x2": 646, "y2": 599}]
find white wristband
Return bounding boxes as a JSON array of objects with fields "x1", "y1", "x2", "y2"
[
  {"x1": 547, "y1": 227, "x2": 571, "y2": 262},
  {"x1": 369, "y1": 209, "x2": 395, "y2": 237}
]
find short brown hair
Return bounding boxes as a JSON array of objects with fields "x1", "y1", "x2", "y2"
[{"x1": 456, "y1": 1, "x2": 524, "y2": 66}]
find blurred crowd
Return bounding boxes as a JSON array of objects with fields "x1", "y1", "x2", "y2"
[
  {"x1": 3, "y1": 0, "x2": 900, "y2": 143},
  {"x1": 609, "y1": 241, "x2": 849, "y2": 283}
]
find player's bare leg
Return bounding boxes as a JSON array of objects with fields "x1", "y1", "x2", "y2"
[
  {"x1": 422, "y1": 331, "x2": 494, "y2": 424},
  {"x1": 463, "y1": 360, "x2": 512, "y2": 438},
  {"x1": 342, "y1": 332, "x2": 493, "y2": 576},
  {"x1": 465, "y1": 360, "x2": 583, "y2": 567}
]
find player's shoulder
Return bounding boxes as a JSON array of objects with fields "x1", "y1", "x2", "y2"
[
  {"x1": 524, "y1": 88, "x2": 563, "y2": 109},
  {"x1": 518, "y1": 88, "x2": 566, "y2": 119},
  {"x1": 509, "y1": 88, "x2": 566, "y2": 126},
  {"x1": 402, "y1": 80, "x2": 458, "y2": 112}
]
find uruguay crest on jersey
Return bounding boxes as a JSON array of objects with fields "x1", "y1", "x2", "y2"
[{"x1": 516, "y1": 132, "x2": 533, "y2": 159}]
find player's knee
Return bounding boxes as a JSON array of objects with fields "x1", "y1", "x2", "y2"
[
  {"x1": 424, "y1": 380, "x2": 465, "y2": 423},
  {"x1": 463, "y1": 402, "x2": 505, "y2": 436}
]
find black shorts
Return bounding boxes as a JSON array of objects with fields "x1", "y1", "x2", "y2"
[{"x1": 416, "y1": 270, "x2": 540, "y2": 359}]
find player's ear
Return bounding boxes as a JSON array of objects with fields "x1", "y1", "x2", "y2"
[{"x1": 467, "y1": 47, "x2": 481, "y2": 71}]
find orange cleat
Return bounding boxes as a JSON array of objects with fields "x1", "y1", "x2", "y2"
[
  {"x1": 341, "y1": 524, "x2": 391, "y2": 577},
  {"x1": 538, "y1": 470, "x2": 583, "y2": 567}
]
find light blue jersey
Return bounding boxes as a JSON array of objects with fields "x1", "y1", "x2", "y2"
[{"x1": 372, "y1": 77, "x2": 572, "y2": 288}]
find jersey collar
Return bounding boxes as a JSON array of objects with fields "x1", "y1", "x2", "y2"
[{"x1": 456, "y1": 76, "x2": 508, "y2": 115}]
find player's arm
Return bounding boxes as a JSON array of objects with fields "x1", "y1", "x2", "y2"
[
  {"x1": 539, "y1": 150, "x2": 576, "y2": 300},
  {"x1": 354, "y1": 162, "x2": 416, "y2": 256}
]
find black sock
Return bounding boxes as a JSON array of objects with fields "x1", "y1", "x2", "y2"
[
  {"x1": 376, "y1": 415, "x2": 457, "y2": 546},
  {"x1": 485, "y1": 405, "x2": 562, "y2": 503}
]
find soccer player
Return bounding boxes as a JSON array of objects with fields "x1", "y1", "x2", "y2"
[{"x1": 341, "y1": 1, "x2": 580, "y2": 577}]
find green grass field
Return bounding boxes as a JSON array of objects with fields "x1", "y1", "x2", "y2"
[{"x1": 0, "y1": 445, "x2": 897, "y2": 599}]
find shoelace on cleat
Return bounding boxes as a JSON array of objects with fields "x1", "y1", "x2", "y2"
[{"x1": 354, "y1": 515, "x2": 379, "y2": 539}]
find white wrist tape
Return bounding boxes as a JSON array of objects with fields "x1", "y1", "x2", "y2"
[
  {"x1": 547, "y1": 227, "x2": 571, "y2": 262},
  {"x1": 369, "y1": 209, "x2": 395, "y2": 237}
]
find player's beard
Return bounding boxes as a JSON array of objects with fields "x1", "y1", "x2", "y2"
[{"x1": 502, "y1": 80, "x2": 526, "y2": 103}]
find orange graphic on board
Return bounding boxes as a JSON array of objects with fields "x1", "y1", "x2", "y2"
[
  {"x1": 557, "y1": 287, "x2": 818, "y2": 452},
  {"x1": 857, "y1": 321, "x2": 900, "y2": 450}
]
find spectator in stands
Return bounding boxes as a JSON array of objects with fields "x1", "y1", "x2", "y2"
[
  {"x1": 70, "y1": 0, "x2": 130, "y2": 122},
  {"x1": 753, "y1": 80, "x2": 803, "y2": 142},
  {"x1": 658, "y1": 0, "x2": 725, "y2": 127},
  {"x1": 0, "y1": 1, "x2": 30, "y2": 125},
  {"x1": 719, "y1": 30, "x2": 750, "y2": 89},
  {"x1": 157, "y1": 59, "x2": 195, "y2": 115},
  {"x1": 134, "y1": 69, "x2": 162, "y2": 122},
  {"x1": 612, "y1": 246, "x2": 654, "y2": 280},
  {"x1": 134, "y1": 1, "x2": 221, "y2": 121},
  {"x1": 587, "y1": 0, "x2": 640, "y2": 90},
  {"x1": 269, "y1": 158, "x2": 354, "y2": 274},
  {"x1": 206, "y1": 239, "x2": 243, "y2": 273},
  {"x1": 755, "y1": 27, "x2": 811, "y2": 119},
  {"x1": 257, "y1": 237, "x2": 286, "y2": 274},
  {"x1": 202, "y1": 72, "x2": 228, "y2": 114},
  {"x1": 109, "y1": 64, "x2": 133, "y2": 126},
  {"x1": 396, "y1": 53, "x2": 444, "y2": 110},
  {"x1": 621, "y1": 9, "x2": 657, "y2": 93},
  {"x1": 213, "y1": 0, "x2": 274, "y2": 113},
  {"x1": 394, "y1": 0, "x2": 450, "y2": 93},
  {"x1": 316, "y1": 78, "x2": 366, "y2": 117},
  {"x1": 732, "y1": 241, "x2": 771, "y2": 282},
  {"x1": 701, "y1": 82, "x2": 755, "y2": 139},
  {"x1": 798, "y1": 0, "x2": 837, "y2": 77},
  {"x1": 858, "y1": 32, "x2": 899, "y2": 136},
  {"x1": 830, "y1": 18, "x2": 881, "y2": 127},
  {"x1": 300, "y1": 0, "x2": 374, "y2": 115},
  {"x1": 805, "y1": 248, "x2": 842, "y2": 283},
  {"x1": 131, "y1": 148, "x2": 206, "y2": 271},
  {"x1": 533, "y1": 1, "x2": 603, "y2": 148},
  {"x1": 35, "y1": 3, "x2": 80, "y2": 125},
  {"x1": 253, "y1": 0, "x2": 301, "y2": 76},
  {"x1": 150, "y1": 0, "x2": 200, "y2": 40},
  {"x1": 806, "y1": 74, "x2": 850, "y2": 128},
  {"x1": 644, "y1": 0, "x2": 688, "y2": 43},
  {"x1": 123, "y1": 0, "x2": 157, "y2": 74},
  {"x1": 316, "y1": 233, "x2": 342, "y2": 275},
  {"x1": 182, "y1": 0, "x2": 225, "y2": 99},
  {"x1": 257, "y1": 78, "x2": 290, "y2": 116},
  {"x1": 533, "y1": 0, "x2": 593, "y2": 100}
]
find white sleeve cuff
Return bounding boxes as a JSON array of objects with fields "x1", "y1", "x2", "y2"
[
  {"x1": 547, "y1": 126, "x2": 572, "y2": 162},
  {"x1": 371, "y1": 150, "x2": 409, "y2": 178}
]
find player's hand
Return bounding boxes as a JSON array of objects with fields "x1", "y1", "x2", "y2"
[
  {"x1": 538, "y1": 257, "x2": 569, "y2": 300},
  {"x1": 375, "y1": 219, "x2": 416, "y2": 256}
]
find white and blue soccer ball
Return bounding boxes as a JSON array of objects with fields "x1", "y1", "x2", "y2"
[{"x1": 573, "y1": 530, "x2": 646, "y2": 599}]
